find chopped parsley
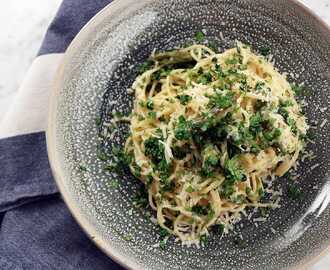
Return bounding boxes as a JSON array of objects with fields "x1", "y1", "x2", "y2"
[
  {"x1": 249, "y1": 112, "x2": 263, "y2": 135},
  {"x1": 306, "y1": 130, "x2": 316, "y2": 140},
  {"x1": 144, "y1": 137, "x2": 165, "y2": 163},
  {"x1": 224, "y1": 158, "x2": 244, "y2": 182},
  {"x1": 287, "y1": 118, "x2": 298, "y2": 134},
  {"x1": 257, "y1": 187, "x2": 265, "y2": 198},
  {"x1": 139, "y1": 100, "x2": 146, "y2": 107},
  {"x1": 97, "y1": 150, "x2": 109, "y2": 161},
  {"x1": 146, "y1": 98, "x2": 154, "y2": 110},
  {"x1": 207, "y1": 91, "x2": 234, "y2": 109},
  {"x1": 123, "y1": 234, "x2": 133, "y2": 241},
  {"x1": 280, "y1": 99, "x2": 294, "y2": 107},
  {"x1": 153, "y1": 66, "x2": 173, "y2": 80},
  {"x1": 112, "y1": 146, "x2": 132, "y2": 166},
  {"x1": 198, "y1": 72, "x2": 213, "y2": 84},
  {"x1": 201, "y1": 144, "x2": 219, "y2": 177},
  {"x1": 213, "y1": 223, "x2": 225, "y2": 234},
  {"x1": 95, "y1": 117, "x2": 102, "y2": 126},
  {"x1": 208, "y1": 40, "x2": 219, "y2": 53},
  {"x1": 109, "y1": 179, "x2": 119, "y2": 188},
  {"x1": 195, "y1": 30, "x2": 205, "y2": 42},
  {"x1": 174, "y1": 115, "x2": 192, "y2": 140},
  {"x1": 225, "y1": 57, "x2": 239, "y2": 65},
  {"x1": 133, "y1": 187, "x2": 149, "y2": 208},
  {"x1": 291, "y1": 84, "x2": 306, "y2": 96},
  {"x1": 259, "y1": 46, "x2": 271, "y2": 56},
  {"x1": 147, "y1": 111, "x2": 157, "y2": 119},
  {"x1": 263, "y1": 128, "x2": 282, "y2": 142},
  {"x1": 288, "y1": 185, "x2": 303, "y2": 199},
  {"x1": 78, "y1": 165, "x2": 87, "y2": 172},
  {"x1": 159, "y1": 227, "x2": 170, "y2": 238},
  {"x1": 176, "y1": 94, "x2": 192, "y2": 105},
  {"x1": 138, "y1": 115, "x2": 145, "y2": 121},
  {"x1": 192, "y1": 204, "x2": 212, "y2": 216},
  {"x1": 255, "y1": 81, "x2": 265, "y2": 91},
  {"x1": 138, "y1": 60, "x2": 154, "y2": 74},
  {"x1": 185, "y1": 185, "x2": 195, "y2": 193},
  {"x1": 220, "y1": 158, "x2": 245, "y2": 198},
  {"x1": 159, "y1": 238, "x2": 167, "y2": 250},
  {"x1": 200, "y1": 234, "x2": 209, "y2": 245}
]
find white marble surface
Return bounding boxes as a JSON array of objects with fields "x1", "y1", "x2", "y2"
[
  {"x1": 0, "y1": 0, "x2": 329, "y2": 269},
  {"x1": 0, "y1": 0, "x2": 61, "y2": 122}
]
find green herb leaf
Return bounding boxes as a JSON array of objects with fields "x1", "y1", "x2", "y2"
[
  {"x1": 159, "y1": 227, "x2": 170, "y2": 238},
  {"x1": 291, "y1": 84, "x2": 307, "y2": 96},
  {"x1": 146, "y1": 98, "x2": 154, "y2": 110},
  {"x1": 110, "y1": 179, "x2": 119, "y2": 188},
  {"x1": 259, "y1": 46, "x2": 271, "y2": 56},
  {"x1": 147, "y1": 111, "x2": 157, "y2": 119},
  {"x1": 280, "y1": 99, "x2": 294, "y2": 107},
  {"x1": 95, "y1": 117, "x2": 102, "y2": 126},
  {"x1": 174, "y1": 116, "x2": 191, "y2": 140},
  {"x1": 138, "y1": 115, "x2": 145, "y2": 121},
  {"x1": 133, "y1": 187, "x2": 149, "y2": 208},
  {"x1": 176, "y1": 94, "x2": 192, "y2": 105},
  {"x1": 144, "y1": 137, "x2": 165, "y2": 163},
  {"x1": 257, "y1": 187, "x2": 265, "y2": 198},
  {"x1": 123, "y1": 234, "x2": 133, "y2": 241},
  {"x1": 112, "y1": 146, "x2": 133, "y2": 166},
  {"x1": 288, "y1": 185, "x2": 303, "y2": 199},
  {"x1": 97, "y1": 151, "x2": 109, "y2": 161},
  {"x1": 213, "y1": 223, "x2": 225, "y2": 234},
  {"x1": 198, "y1": 72, "x2": 213, "y2": 85},
  {"x1": 192, "y1": 204, "x2": 210, "y2": 216},
  {"x1": 139, "y1": 100, "x2": 146, "y2": 107},
  {"x1": 79, "y1": 165, "x2": 87, "y2": 172},
  {"x1": 200, "y1": 234, "x2": 209, "y2": 245},
  {"x1": 159, "y1": 239, "x2": 167, "y2": 250},
  {"x1": 207, "y1": 91, "x2": 234, "y2": 109},
  {"x1": 138, "y1": 60, "x2": 154, "y2": 74},
  {"x1": 287, "y1": 118, "x2": 297, "y2": 134},
  {"x1": 185, "y1": 185, "x2": 194, "y2": 193},
  {"x1": 195, "y1": 30, "x2": 205, "y2": 42},
  {"x1": 255, "y1": 81, "x2": 265, "y2": 91},
  {"x1": 225, "y1": 57, "x2": 239, "y2": 65},
  {"x1": 224, "y1": 158, "x2": 244, "y2": 182},
  {"x1": 249, "y1": 112, "x2": 262, "y2": 135}
]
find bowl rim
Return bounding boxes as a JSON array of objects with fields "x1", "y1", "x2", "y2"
[{"x1": 46, "y1": 0, "x2": 330, "y2": 269}]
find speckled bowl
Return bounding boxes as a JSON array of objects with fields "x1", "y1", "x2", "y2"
[{"x1": 47, "y1": 0, "x2": 330, "y2": 269}]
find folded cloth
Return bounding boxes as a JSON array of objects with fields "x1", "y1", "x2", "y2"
[{"x1": 0, "y1": 0, "x2": 126, "y2": 269}]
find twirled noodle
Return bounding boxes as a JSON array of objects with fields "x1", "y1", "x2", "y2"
[{"x1": 124, "y1": 42, "x2": 308, "y2": 245}]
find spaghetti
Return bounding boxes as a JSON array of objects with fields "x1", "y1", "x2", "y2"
[{"x1": 123, "y1": 43, "x2": 308, "y2": 245}]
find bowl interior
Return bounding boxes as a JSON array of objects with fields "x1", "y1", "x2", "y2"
[{"x1": 49, "y1": 0, "x2": 330, "y2": 269}]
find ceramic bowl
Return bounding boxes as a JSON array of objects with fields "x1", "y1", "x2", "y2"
[{"x1": 47, "y1": 0, "x2": 330, "y2": 269}]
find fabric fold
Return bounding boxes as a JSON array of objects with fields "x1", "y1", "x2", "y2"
[
  {"x1": 0, "y1": 195, "x2": 124, "y2": 269},
  {"x1": 0, "y1": 132, "x2": 58, "y2": 213},
  {"x1": 38, "y1": 0, "x2": 111, "y2": 56},
  {"x1": 0, "y1": 54, "x2": 64, "y2": 139}
]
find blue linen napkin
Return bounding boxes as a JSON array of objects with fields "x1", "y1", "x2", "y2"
[{"x1": 0, "y1": 0, "x2": 126, "y2": 269}]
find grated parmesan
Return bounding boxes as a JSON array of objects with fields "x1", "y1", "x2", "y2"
[
  {"x1": 311, "y1": 163, "x2": 320, "y2": 170},
  {"x1": 253, "y1": 217, "x2": 267, "y2": 222},
  {"x1": 320, "y1": 119, "x2": 328, "y2": 128}
]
